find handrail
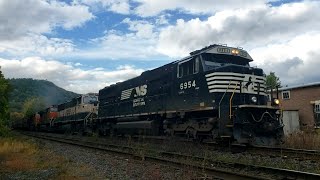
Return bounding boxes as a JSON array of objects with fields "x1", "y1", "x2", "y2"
[
  {"x1": 229, "y1": 82, "x2": 239, "y2": 119},
  {"x1": 83, "y1": 112, "x2": 92, "y2": 126},
  {"x1": 218, "y1": 81, "x2": 232, "y2": 118}
]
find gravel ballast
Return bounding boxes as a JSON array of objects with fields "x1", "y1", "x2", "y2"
[{"x1": 33, "y1": 138, "x2": 204, "y2": 180}]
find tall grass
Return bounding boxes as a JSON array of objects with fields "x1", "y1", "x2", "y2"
[
  {"x1": 0, "y1": 137, "x2": 37, "y2": 171},
  {"x1": 0, "y1": 137, "x2": 99, "y2": 178},
  {"x1": 284, "y1": 131, "x2": 320, "y2": 150},
  {"x1": 0, "y1": 138, "x2": 37, "y2": 155}
]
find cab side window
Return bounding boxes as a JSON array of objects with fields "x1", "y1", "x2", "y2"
[
  {"x1": 177, "y1": 57, "x2": 199, "y2": 78},
  {"x1": 77, "y1": 97, "x2": 82, "y2": 104}
]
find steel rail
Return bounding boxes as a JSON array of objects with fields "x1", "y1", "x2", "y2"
[
  {"x1": 247, "y1": 145, "x2": 320, "y2": 161},
  {"x1": 22, "y1": 131, "x2": 320, "y2": 161},
  {"x1": 22, "y1": 132, "x2": 258, "y2": 180}
]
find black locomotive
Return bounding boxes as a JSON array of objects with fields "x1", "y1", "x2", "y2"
[
  {"x1": 96, "y1": 44, "x2": 284, "y2": 145},
  {"x1": 17, "y1": 44, "x2": 283, "y2": 146}
]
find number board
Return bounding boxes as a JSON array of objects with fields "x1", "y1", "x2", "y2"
[
  {"x1": 217, "y1": 47, "x2": 248, "y2": 58},
  {"x1": 180, "y1": 80, "x2": 196, "y2": 90},
  {"x1": 217, "y1": 48, "x2": 230, "y2": 54},
  {"x1": 239, "y1": 50, "x2": 247, "y2": 57}
]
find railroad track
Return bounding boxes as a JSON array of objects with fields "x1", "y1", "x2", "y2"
[
  {"x1": 21, "y1": 131, "x2": 320, "y2": 180},
  {"x1": 116, "y1": 134, "x2": 320, "y2": 161},
  {"x1": 248, "y1": 145, "x2": 320, "y2": 161}
]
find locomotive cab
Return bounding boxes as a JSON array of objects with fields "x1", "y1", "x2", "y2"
[
  {"x1": 83, "y1": 94, "x2": 99, "y2": 105},
  {"x1": 192, "y1": 45, "x2": 283, "y2": 145},
  {"x1": 202, "y1": 52, "x2": 250, "y2": 71},
  {"x1": 200, "y1": 48, "x2": 267, "y2": 106},
  {"x1": 53, "y1": 93, "x2": 99, "y2": 133},
  {"x1": 170, "y1": 44, "x2": 283, "y2": 145}
]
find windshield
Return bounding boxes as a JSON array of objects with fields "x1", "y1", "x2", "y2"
[
  {"x1": 50, "y1": 107, "x2": 58, "y2": 112},
  {"x1": 83, "y1": 95, "x2": 98, "y2": 104},
  {"x1": 202, "y1": 53, "x2": 250, "y2": 71}
]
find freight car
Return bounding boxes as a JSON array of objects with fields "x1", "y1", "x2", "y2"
[
  {"x1": 37, "y1": 105, "x2": 58, "y2": 130},
  {"x1": 96, "y1": 44, "x2": 283, "y2": 145},
  {"x1": 23, "y1": 113, "x2": 40, "y2": 131},
  {"x1": 18, "y1": 94, "x2": 99, "y2": 132}
]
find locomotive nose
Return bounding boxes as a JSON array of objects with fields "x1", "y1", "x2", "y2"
[{"x1": 263, "y1": 122, "x2": 276, "y2": 132}]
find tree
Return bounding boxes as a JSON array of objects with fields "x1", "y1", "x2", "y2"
[
  {"x1": 10, "y1": 112, "x2": 24, "y2": 125},
  {"x1": 8, "y1": 78, "x2": 78, "y2": 112},
  {"x1": 22, "y1": 97, "x2": 46, "y2": 117},
  {"x1": 0, "y1": 67, "x2": 11, "y2": 136},
  {"x1": 266, "y1": 72, "x2": 281, "y2": 90}
]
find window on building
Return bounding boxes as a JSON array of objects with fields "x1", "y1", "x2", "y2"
[
  {"x1": 315, "y1": 104, "x2": 320, "y2": 113},
  {"x1": 267, "y1": 94, "x2": 271, "y2": 102},
  {"x1": 177, "y1": 57, "x2": 199, "y2": 78},
  {"x1": 315, "y1": 103, "x2": 320, "y2": 127},
  {"x1": 282, "y1": 91, "x2": 290, "y2": 100}
]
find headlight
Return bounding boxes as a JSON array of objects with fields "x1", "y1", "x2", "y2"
[
  {"x1": 251, "y1": 96, "x2": 257, "y2": 103},
  {"x1": 274, "y1": 99, "x2": 280, "y2": 105},
  {"x1": 231, "y1": 49, "x2": 239, "y2": 55}
]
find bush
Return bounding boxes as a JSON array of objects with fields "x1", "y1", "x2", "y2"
[
  {"x1": 0, "y1": 123, "x2": 10, "y2": 137},
  {"x1": 0, "y1": 69, "x2": 10, "y2": 136}
]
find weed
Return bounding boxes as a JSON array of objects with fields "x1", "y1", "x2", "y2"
[
  {"x1": 0, "y1": 137, "x2": 102, "y2": 179},
  {"x1": 284, "y1": 131, "x2": 320, "y2": 150}
]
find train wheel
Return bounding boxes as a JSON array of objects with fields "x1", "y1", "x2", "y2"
[
  {"x1": 185, "y1": 127, "x2": 197, "y2": 140},
  {"x1": 109, "y1": 129, "x2": 115, "y2": 137},
  {"x1": 212, "y1": 130, "x2": 218, "y2": 140},
  {"x1": 164, "y1": 128, "x2": 174, "y2": 137}
]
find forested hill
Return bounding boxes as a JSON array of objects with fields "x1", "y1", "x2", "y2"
[{"x1": 8, "y1": 78, "x2": 79, "y2": 112}]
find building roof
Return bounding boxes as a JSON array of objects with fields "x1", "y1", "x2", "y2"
[{"x1": 279, "y1": 82, "x2": 320, "y2": 91}]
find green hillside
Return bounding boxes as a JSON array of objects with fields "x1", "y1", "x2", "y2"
[{"x1": 8, "y1": 78, "x2": 79, "y2": 112}]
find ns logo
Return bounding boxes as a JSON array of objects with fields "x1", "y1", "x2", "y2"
[{"x1": 134, "y1": 85, "x2": 147, "y2": 97}]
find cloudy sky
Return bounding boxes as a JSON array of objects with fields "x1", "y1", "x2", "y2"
[{"x1": 0, "y1": 0, "x2": 319, "y2": 93}]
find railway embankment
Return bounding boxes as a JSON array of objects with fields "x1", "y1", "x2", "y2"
[
  {"x1": 2, "y1": 131, "x2": 320, "y2": 179},
  {"x1": 1, "y1": 133, "x2": 207, "y2": 179},
  {"x1": 0, "y1": 134, "x2": 102, "y2": 179},
  {"x1": 6, "y1": 131, "x2": 320, "y2": 179}
]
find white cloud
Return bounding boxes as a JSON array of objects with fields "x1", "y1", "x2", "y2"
[
  {"x1": 250, "y1": 32, "x2": 320, "y2": 85},
  {"x1": 108, "y1": 0, "x2": 130, "y2": 14},
  {"x1": 152, "y1": 1, "x2": 320, "y2": 85},
  {"x1": 77, "y1": 31, "x2": 158, "y2": 60},
  {"x1": 0, "y1": 57, "x2": 144, "y2": 93},
  {"x1": 0, "y1": 0, "x2": 93, "y2": 57},
  {"x1": 251, "y1": 32, "x2": 320, "y2": 65},
  {"x1": 0, "y1": 0, "x2": 94, "y2": 40},
  {"x1": 76, "y1": 18, "x2": 165, "y2": 60},
  {"x1": 157, "y1": 18, "x2": 214, "y2": 57},
  {"x1": 155, "y1": 14, "x2": 170, "y2": 25},
  {"x1": 73, "y1": 0, "x2": 130, "y2": 14},
  {"x1": 133, "y1": 0, "x2": 268, "y2": 17},
  {"x1": 0, "y1": 34, "x2": 75, "y2": 56},
  {"x1": 156, "y1": 1, "x2": 320, "y2": 57},
  {"x1": 74, "y1": 62, "x2": 83, "y2": 66},
  {"x1": 1, "y1": 0, "x2": 319, "y2": 92},
  {"x1": 121, "y1": 18, "x2": 156, "y2": 39}
]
